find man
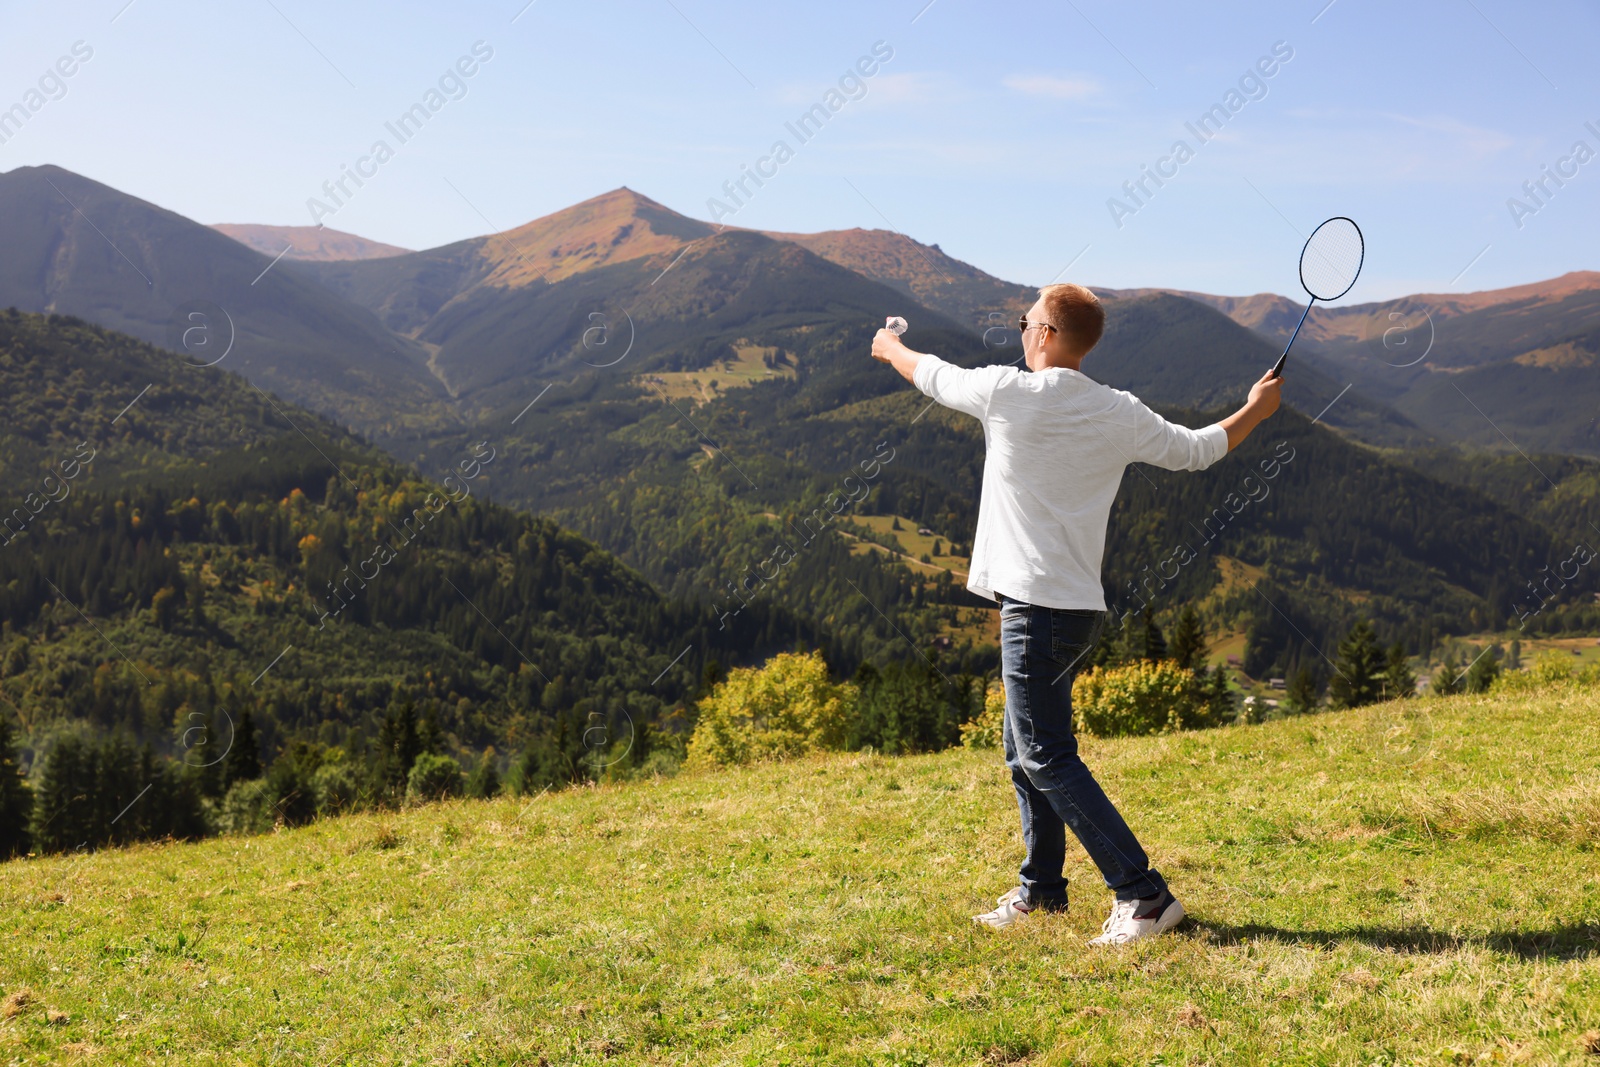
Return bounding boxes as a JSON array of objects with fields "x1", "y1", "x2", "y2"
[{"x1": 871, "y1": 283, "x2": 1281, "y2": 945}]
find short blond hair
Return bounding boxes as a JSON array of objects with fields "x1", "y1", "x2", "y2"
[{"x1": 1039, "y1": 283, "x2": 1105, "y2": 356}]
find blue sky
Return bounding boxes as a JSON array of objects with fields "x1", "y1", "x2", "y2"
[{"x1": 2, "y1": 0, "x2": 1596, "y2": 301}]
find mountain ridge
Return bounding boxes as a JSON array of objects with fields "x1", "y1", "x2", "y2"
[
  {"x1": 211, "y1": 223, "x2": 412, "y2": 262},
  {"x1": 0, "y1": 164, "x2": 457, "y2": 443}
]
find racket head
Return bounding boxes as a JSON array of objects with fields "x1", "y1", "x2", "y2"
[{"x1": 1299, "y1": 216, "x2": 1363, "y2": 301}]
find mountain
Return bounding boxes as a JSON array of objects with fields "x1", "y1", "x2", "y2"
[
  {"x1": 5, "y1": 168, "x2": 1592, "y2": 683},
  {"x1": 0, "y1": 165, "x2": 456, "y2": 443},
  {"x1": 1102, "y1": 272, "x2": 1600, "y2": 351},
  {"x1": 290, "y1": 189, "x2": 1414, "y2": 438},
  {"x1": 1080, "y1": 293, "x2": 1426, "y2": 449},
  {"x1": 211, "y1": 223, "x2": 411, "y2": 261},
  {"x1": 38, "y1": 172, "x2": 1527, "y2": 641},
  {"x1": 755, "y1": 226, "x2": 1035, "y2": 331},
  {"x1": 296, "y1": 187, "x2": 716, "y2": 338},
  {"x1": 1126, "y1": 273, "x2": 1600, "y2": 456}
]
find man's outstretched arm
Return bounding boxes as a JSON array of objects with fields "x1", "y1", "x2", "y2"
[
  {"x1": 871, "y1": 328, "x2": 926, "y2": 384},
  {"x1": 872, "y1": 328, "x2": 995, "y2": 420},
  {"x1": 1218, "y1": 368, "x2": 1283, "y2": 451}
]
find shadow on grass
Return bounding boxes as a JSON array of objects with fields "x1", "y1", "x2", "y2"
[{"x1": 1184, "y1": 918, "x2": 1600, "y2": 960}]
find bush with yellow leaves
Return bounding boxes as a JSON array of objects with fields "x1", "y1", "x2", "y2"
[
  {"x1": 1490, "y1": 651, "x2": 1600, "y2": 694},
  {"x1": 686, "y1": 651, "x2": 857, "y2": 768},
  {"x1": 959, "y1": 684, "x2": 1007, "y2": 749},
  {"x1": 1073, "y1": 660, "x2": 1218, "y2": 737}
]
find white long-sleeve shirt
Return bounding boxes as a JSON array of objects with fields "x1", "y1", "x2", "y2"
[{"x1": 913, "y1": 355, "x2": 1229, "y2": 610}]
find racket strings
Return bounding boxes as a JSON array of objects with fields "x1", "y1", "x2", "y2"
[{"x1": 1300, "y1": 218, "x2": 1363, "y2": 301}]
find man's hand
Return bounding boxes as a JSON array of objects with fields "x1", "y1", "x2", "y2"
[
  {"x1": 1246, "y1": 368, "x2": 1283, "y2": 420},
  {"x1": 871, "y1": 328, "x2": 903, "y2": 364},
  {"x1": 1220, "y1": 368, "x2": 1284, "y2": 451}
]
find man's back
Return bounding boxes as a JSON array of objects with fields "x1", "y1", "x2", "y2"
[{"x1": 913, "y1": 358, "x2": 1228, "y2": 612}]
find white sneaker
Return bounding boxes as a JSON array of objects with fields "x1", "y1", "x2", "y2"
[
  {"x1": 996, "y1": 885, "x2": 1023, "y2": 907},
  {"x1": 973, "y1": 896, "x2": 1033, "y2": 929},
  {"x1": 1087, "y1": 892, "x2": 1185, "y2": 946}
]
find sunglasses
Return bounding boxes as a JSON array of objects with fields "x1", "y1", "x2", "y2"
[{"x1": 1018, "y1": 317, "x2": 1058, "y2": 334}]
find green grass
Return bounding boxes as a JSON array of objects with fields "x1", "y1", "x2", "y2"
[
  {"x1": 4, "y1": 686, "x2": 1600, "y2": 1065},
  {"x1": 638, "y1": 343, "x2": 796, "y2": 403}
]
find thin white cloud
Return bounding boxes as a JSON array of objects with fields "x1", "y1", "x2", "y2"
[
  {"x1": 867, "y1": 72, "x2": 949, "y2": 104},
  {"x1": 1377, "y1": 112, "x2": 1516, "y2": 158},
  {"x1": 774, "y1": 71, "x2": 951, "y2": 107},
  {"x1": 1003, "y1": 73, "x2": 1102, "y2": 100}
]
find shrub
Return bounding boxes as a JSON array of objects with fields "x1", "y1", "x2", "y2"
[
  {"x1": 686, "y1": 651, "x2": 856, "y2": 768},
  {"x1": 464, "y1": 756, "x2": 501, "y2": 799},
  {"x1": 1073, "y1": 661, "x2": 1212, "y2": 737},
  {"x1": 406, "y1": 753, "x2": 463, "y2": 801},
  {"x1": 217, "y1": 779, "x2": 275, "y2": 835},
  {"x1": 312, "y1": 763, "x2": 364, "y2": 816},
  {"x1": 1491, "y1": 652, "x2": 1600, "y2": 694},
  {"x1": 960, "y1": 685, "x2": 1007, "y2": 750}
]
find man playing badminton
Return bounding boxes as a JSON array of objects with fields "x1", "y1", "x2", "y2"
[{"x1": 871, "y1": 283, "x2": 1282, "y2": 945}]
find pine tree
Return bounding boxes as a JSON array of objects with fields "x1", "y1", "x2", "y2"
[
  {"x1": 1285, "y1": 667, "x2": 1319, "y2": 715},
  {"x1": 1464, "y1": 647, "x2": 1501, "y2": 693},
  {"x1": 1109, "y1": 615, "x2": 1142, "y2": 666},
  {"x1": 29, "y1": 734, "x2": 94, "y2": 853},
  {"x1": 377, "y1": 702, "x2": 422, "y2": 795},
  {"x1": 1168, "y1": 605, "x2": 1205, "y2": 672},
  {"x1": 466, "y1": 753, "x2": 501, "y2": 798},
  {"x1": 1382, "y1": 643, "x2": 1416, "y2": 700},
  {"x1": 1329, "y1": 620, "x2": 1384, "y2": 708},
  {"x1": 417, "y1": 704, "x2": 444, "y2": 756},
  {"x1": 1202, "y1": 666, "x2": 1234, "y2": 725},
  {"x1": 1139, "y1": 613, "x2": 1167, "y2": 663},
  {"x1": 225, "y1": 709, "x2": 261, "y2": 785},
  {"x1": 1433, "y1": 652, "x2": 1463, "y2": 696},
  {"x1": 188, "y1": 569, "x2": 206, "y2": 628},
  {"x1": 0, "y1": 714, "x2": 33, "y2": 858}
]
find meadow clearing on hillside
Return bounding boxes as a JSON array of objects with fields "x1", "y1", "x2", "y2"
[{"x1": 3, "y1": 685, "x2": 1599, "y2": 1066}]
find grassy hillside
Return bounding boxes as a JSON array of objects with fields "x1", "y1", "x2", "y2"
[{"x1": 3, "y1": 683, "x2": 1597, "y2": 1064}]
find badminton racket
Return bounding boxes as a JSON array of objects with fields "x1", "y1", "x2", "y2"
[{"x1": 1269, "y1": 216, "x2": 1363, "y2": 379}]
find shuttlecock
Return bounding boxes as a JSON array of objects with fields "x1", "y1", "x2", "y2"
[{"x1": 885, "y1": 316, "x2": 908, "y2": 335}]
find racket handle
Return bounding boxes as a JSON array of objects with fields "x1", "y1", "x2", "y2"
[{"x1": 1270, "y1": 298, "x2": 1314, "y2": 379}]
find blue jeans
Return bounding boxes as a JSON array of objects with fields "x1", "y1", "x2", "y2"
[{"x1": 998, "y1": 593, "x2": 1169, "y2": 909}]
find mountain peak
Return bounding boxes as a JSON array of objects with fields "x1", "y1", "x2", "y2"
[{"x1": 484, "y1": 187, "x2": 712, "y2": 286}]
